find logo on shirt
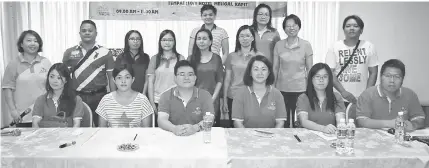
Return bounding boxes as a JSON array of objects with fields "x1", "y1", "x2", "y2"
[
  {"x1": 70, "y1": 50, "x2": 81, "y2": 59},
  {"x1": 40, "y1": 68, "x2": 47, "y2": 73},
  {"x1": 192, "y1": 107, "x2": 202, "y2": 115},
  {"x1": 267, "y1": 102, "x2": 276, "y2": 110},
  {"x1": 337, "y1": 48, "x2": 368, "y2": 83}
]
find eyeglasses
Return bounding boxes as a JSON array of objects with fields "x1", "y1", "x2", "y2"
[
  {"x1": 382, "y1": 74, "x2": 402, "y2": 80},
  {"x1": 285, "y1": 25, "x2": 298, "y2": 29},
  {"x1": 313, "y1": 75, "x2": 329, "y2": 80},
  {"x1": 257, "y1": 13, "x2": 270, "y2": 17},
  {"x1": 177, "y1": 72, "x2": 195, "y2": 77},
  {"x1": 161, "y1": 38, "x2": 174, "y2": 42},
  {"x1": 239, "y1": 35, "x2": 253, "y2": 39},
  {"x1": 128, "y1": 37, "x2": 141, "y2": 42}
]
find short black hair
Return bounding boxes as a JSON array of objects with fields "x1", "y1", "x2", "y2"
[
  {"x1": 113, "y1": 63, "x2": 135, "y2": 78},
  {"x1": 200, "y1": 4, "x2": 217, "y2": 15},
  {"x1": 342, "y1": 15, "x2": 364, "y2": 30},
  {"x1": 380, "y1": 59, "x2": 406, "y2": 77},
  {"x1": 243, "y1": 55, "x2": 275, "y2": 86},
  {"x1": 174, "y1": 60, "x2": 196, "y2": 76},
  {"x1": 17, "y1": 30, "x2": 43, "y2": 53},
  {"x1": 283, "y1": 14, "x2": 301, "y2": 30},
  {"x1": 80, "y1": 20, "x2": 97, "y2": 31}
]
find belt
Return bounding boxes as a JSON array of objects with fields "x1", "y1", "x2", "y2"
[{"x1": 77, "y1": 87, "x2": 107, "y2": 95}]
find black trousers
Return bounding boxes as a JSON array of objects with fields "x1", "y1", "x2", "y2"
[
  {"x1": 78, "y1": 90, "x2": 107, "y2": 127},
  {"x1": 280, "y1": 91, "x2": 305, "y2": 128},
  {"x1": 227, "y1": 98, "x2": 234, "y2": 128}
]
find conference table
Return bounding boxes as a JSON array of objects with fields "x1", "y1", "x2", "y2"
[{"x1": 2, "y1": 128, "x2": 429, "y2": 168}]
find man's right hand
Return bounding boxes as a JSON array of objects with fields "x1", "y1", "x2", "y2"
[
  {"x1": 10, "y1": 109, "x2": 21, "y2": 124},
  {"x1": 340, "y1": 90, "x2": 357, "y2": 104},
  {"x1": 173, "y1": 125, "x2": 188, "y2": 136}
]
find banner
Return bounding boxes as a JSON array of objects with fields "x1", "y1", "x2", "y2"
[{"x1": 89, "y1": 1, "x2": 287, "y2": 21}]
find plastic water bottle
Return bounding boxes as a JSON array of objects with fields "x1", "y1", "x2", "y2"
[
  {"x1": 346, "y1": 119, "x2": 356, "y2": 155},
  {"x1": 336, "y1": 118, "x2": 347, "y2": 155},
  {"x1": 203, "y1": 112, "x2": 214, "y2": 143},
  {"x1": 395, "y1": 111, "x2": 405, "y2": 144}
]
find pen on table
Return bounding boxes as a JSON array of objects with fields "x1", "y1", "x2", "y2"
[
  {"x1": 59, "y1": 141, "x2": 76, "y2": 148},
  {"x1": 294, "y1": 135, "x2": 302, "y2": 142},
  {"x1": 133, "y1": 134, "x2": 138, "y2": 141}
]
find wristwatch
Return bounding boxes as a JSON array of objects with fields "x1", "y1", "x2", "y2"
[{"x1": 197, "y1": 123, "x2": 204, "y2": 132}]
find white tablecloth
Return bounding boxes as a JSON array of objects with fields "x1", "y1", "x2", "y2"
[{"x1": 1, "y1": 128, "x2": 229, "y2": 168}]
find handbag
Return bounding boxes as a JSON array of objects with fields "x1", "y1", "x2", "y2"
[
  {"x1": 39, "y1": 111, "x2": 69, "y2": 128},
  {"x1": 336, "y1": 40, "x2": 361, "y2": 77}
]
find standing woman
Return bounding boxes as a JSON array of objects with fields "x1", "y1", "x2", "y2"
[
  {"x1": 114, "y1": 30, "x2": 150, "y2": 94},
  {"x1": 296, "y1": 63, "x2": 346, "y2": 134},
  {"x1": 251, "y1": 3, "x2": 281, "y2": 63},
  {"x1": 273, "y1": 14, "x2": 313, "y2": 128},
  {"x1": 2, "y1": 30, "x2": 52, "y2": 127},
  {"x1": 325, "y1": 15, "x2": 378, "y2": 106},
  {"x1": 147, "y1": 30, "x2": 185, "y2": 126},
  {"x1": 188, "y1": 29, "x2": 224, "y2": 127},
  {"x1": 223, "y1": 25, "x2": 264, "y2": 127}
]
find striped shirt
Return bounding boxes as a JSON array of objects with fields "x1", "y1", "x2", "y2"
[
  {"x1": 95, "y1": 92, "x2": 153, "y2": 127},
  {"x1": 62, "y1": 42, "x2": 114, "y2": 91},
  {"x1": 190, "y1": 24, "x2": 228, "y2": 55}
]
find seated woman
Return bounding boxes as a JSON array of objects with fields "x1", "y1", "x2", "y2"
[
  {"x1": 296, "y1": 63, "x2": 346, "y2": 134},
  {"x1": 96, "y1": 64, "x2": 153, "y2": 127},
  {"x1": 232, "y1": 55, "x2": 287, "y2": 128},
  {"x1": 32, "y1": 63, "x2": 83, "y2": 128}
]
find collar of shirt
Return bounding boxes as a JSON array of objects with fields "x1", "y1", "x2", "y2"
[
  {"x1": 247, "y1": 85, "x2": 273, "y2": 104},
  {"x1": 161, "y1": 54, "x2": 177, "y2": 62},
  {"x1": 200, "y1": 24, "x2": 217, "y2": 31},
  {"x1": 173, "y1": 87, "x2": 200, "y2": 106},
  {"x1": 377, "y1": 85, "x2": 402, "y2": 114},
  {"x1": 284, "y1": 37, "x2": 301, "y2": 49},
  {"x1": 46, "y1": 93, "x2": 60, "y2": 111},
  {"x1": 257, "y1": 26, "x2": 271, "y2": 38},
  {"x1": 377, "y1": 85, "x2": 402, "y2": 99},
  {"x1": 17, "y1": 53, "x2": 43, "y2": 64},
  {"x1": 75, "y1": 41, "x2": 102, "y2": 52}
]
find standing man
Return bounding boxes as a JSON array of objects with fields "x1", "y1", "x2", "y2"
[
  {"x1": 188, "y1": 4, "x2": 229, "y2": 63},
  {"x1": 62, "y1": 20, "x2": 115, "y2": 127}
]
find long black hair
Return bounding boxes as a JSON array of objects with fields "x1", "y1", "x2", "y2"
[
  {"x1": 251, "y1": 4, "x2": 276, "y2": 32},
  {"x1": 189, "y1": 29, "x2": 213, "y2": 69},
  {"x1": 122, "y1": 30, "x2": 150, "y2": 65},
  {"x1": 155, "y1": 29, "x2": 181, "y2": 69},
  {"x1": 45, "y1": 63, "x2": 76, "y2": 117},
  {"x1": 234, "y1": 25, "x2": 258, "y2": 53},
  {"x1": 306, "y1": 63, "x2": 337, "y2": 112}
]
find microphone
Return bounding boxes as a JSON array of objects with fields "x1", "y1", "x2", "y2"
[
  {"x1": 1, "y1": 129, "x2": 21, "y2": 136},
  {"x1": 1, "y1": 108, "x2": 32, "y2": 130},
  {"x1": 387, "y1": 128, "x2": 429, "y2": 145}
]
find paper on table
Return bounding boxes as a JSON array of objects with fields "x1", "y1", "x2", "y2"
[
  {"x1": 409, "y1": 129, "x2": 429, "y2": 136},
  {"x1": 309, "y1": 130, "x2": 337, "y2": 141}
]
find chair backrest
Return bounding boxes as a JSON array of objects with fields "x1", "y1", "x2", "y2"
[
  {"x1": 81, "y1": 102, "x2": 93, "y2": 127},
  {"x1": 346, "y1": 103, "x2": 357, "y2": 122}
]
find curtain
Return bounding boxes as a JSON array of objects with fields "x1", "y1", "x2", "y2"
[
  {"x1": 1, "y1": 1, "x2": 339, "y2": 126},
  {"x1": 286, "y1": 1, "x2": 340, "y2": 63}
]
